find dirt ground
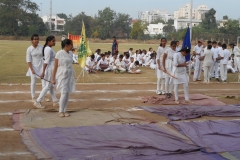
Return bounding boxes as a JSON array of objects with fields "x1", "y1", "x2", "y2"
[{"x1": 0, "y1": 83, "x2": 240, "y2": 159}]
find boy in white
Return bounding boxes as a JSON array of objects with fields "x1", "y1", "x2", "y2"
[
  {"x1": 98, "y1": 54, "x2": 111, "y2": 72},
  {"x1": 26, "y1": 34, "x2": 44, "y2": 102},
  {"x1": 230, "y1": 43, "x2": 240, "y2": 72},
  {"x1": 123, "y1": 53, "x2": 131, "y2": 70},
  {"x1": 219, "y1": 44, "x2": 231, "y2": 82},
  {"x1": 85, "y1": 54, "x2": 97, "y2": 73},
  {"x1": 129, "y1": 61, "x2": 141, "y2": 74},
  {"x1": 109, "y1": 53, "x2": 118, "y2": 70},
  {"x1": 227, "y1": 57, "x2": 235, "y2": 73},
  {"x1": 113, "y1": 55, "x2": 126, "y2": 73},
  {"x1": 128, "y1": 48, "x2": 133, "y2": 57},
  {"x1": 163, "y1": 41, "x2": 177, "y2": 98},
  {"x1": 149, "y1": 54, "x2": 156, "y2": 69},
  {"x1": 173, "y1": 47, "x2": 191, "y2": 104},
  {"x1": 156, "y1": 38, "x2": 169, "y2": 95},
  {"x1": 132, "y1": 50, "x2": 140, "y2": 62},
  {"x1": 193, "y1": 41, "x2": 203, "y2": 81},
  {"x1": 210, "y1": 41, "x2": 220, "y2": 81},
  {"x1": 200, "y1": 45, "x2": 214, "y2": 83}
]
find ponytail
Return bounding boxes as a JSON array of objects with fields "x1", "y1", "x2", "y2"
[
  {"x1": 61, "y1": 39, "x2": 73, "y2": 49},
  {"x1": 42, "y1": 35, "x2": 55, "y2": 60}
]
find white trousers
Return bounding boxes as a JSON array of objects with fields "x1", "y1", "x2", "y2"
[
  {"x1": 59, "y1": 88, "x2": 70, "y2": 113},
  {"x1": 157, "y1": 78, "x2": 165, "y2": 92},
  {"x1": 165, "y1": 77, "x2": 173, "y2": 93},
  {"x1": 220, "y1": 64, "x2": 228, "y2": 81},
  {"x1": 203, "y1": 66, "x2": 211, "y2": 82},
  {"x1": 113, "y1": 66, "x2": 126, "y2": 72},
  {"x1": 193, "y1": 59, "x2": 202, "y2": 80},
  {"x1": 30, "y1": 74, "x2": 45, "y2": 99},
  {"x1": 129, "y1": 69, "x2": 141, "y2": 74},
  {"x1": 174, "y1": 83, "x2": 189, "y2": 101},
  {"x1": 36, "y1": 80, "x2": 58, "y2": 103},
  {"x1": 234, "y1": 58, "x2": 239, "y2": 71},
  {"x1": 210, "y1": 62, "x2": 219, "y2": 78}
]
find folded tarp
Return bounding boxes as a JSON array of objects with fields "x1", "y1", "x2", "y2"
[
  {"x1": 139, "y1": 94, "x2": 226, "y2": 106},
  {"x1": 139, "y1": 105, "x2": 240, "y2": 121},
  {"x1": 21, "y1": 124, "x2": 226, "y2": 160},
  {"x1": 13, "y1": 108, "x2": 149, "y2": 130},
  {"x1": 170, "y1": 120, "x2": 240, "y2": 153}
]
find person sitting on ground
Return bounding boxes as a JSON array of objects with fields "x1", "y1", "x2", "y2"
[
  {"x1": 133, "y1": 50, "x2": 139, "y2": 62},
  {"x1": 85, "y1": 54, "x2": 97, "y2": 74},
  {"x1": 97, "y1": 54, "x2": 111, "y2": 72},
  {"x1": 129, "y1": 61, "x2": 141, "y2": 74},
  {"x1": 113, "y1": 55, "x2": 126, "y2": 73},
  {"x1": 129, "y1": 48, "x2": 133, "y2": 57},
  {"x1": 109, "y1": 53, "x2": 118, "y2": 71},
  {"x1": 123, "y1": 53, "x2": 131, "y2": 71},
  {"x1": 105, "y1": 52, "x2": 111, "y2": 63},
  {"x1": 149, "y1": 53, "x2": 157, "y2": 70},
  {"x1": 227, "y1": 56, "x2": 235, "y2": 73}
]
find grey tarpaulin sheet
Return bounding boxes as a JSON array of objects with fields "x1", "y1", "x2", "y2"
[
  {"x1": 170, "y1": 120, "x2": 240, "y2": 153},
  {"x1": 20, "y1": 124, "x2": 226, "y2": 160},
  {"x1": 139, "y1": 105, "x2": 240, "y2": 121}
]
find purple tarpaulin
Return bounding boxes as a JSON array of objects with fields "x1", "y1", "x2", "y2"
[
  {"x1": 170, "y1": 120, "x2": 240, "y2": 153},
  {"x1": 139, "y1": 105, "x2": 240, "y2": 121},
  {"x1": 20, "y1": 124, "x2": 225, "y2": 160}
]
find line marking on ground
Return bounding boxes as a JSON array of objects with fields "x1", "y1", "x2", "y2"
[
  {"x1": 0, "y1": 112, "x2": 12, "y2": 116},
  {"x1": 0, "y1": 50, "x2": 12, "y2": 58},
  {"x1": 0, "y1": 152, "x2": 31, "y2": 156},
  {"x1": 0, "y1": 128, "x2": 14, "y2": 131}
]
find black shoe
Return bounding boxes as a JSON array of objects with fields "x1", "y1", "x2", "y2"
[{"x1": 216, "y1": 78, "x2": 220, "y2": 81}]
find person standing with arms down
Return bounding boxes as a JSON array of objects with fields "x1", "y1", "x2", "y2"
[
  {"x1": 219, "y1": 44, "x2": 231, "y2": 82},
  {"x1": 156, "y1": 38, "x2": 169, "y2": 95},
  {"x1": 26, "y1": 34, "x2": 44, "y2": 102},
  {"x1": 210, "y1": 41, "x2": 220, "y2": 81},
  {"x1": 112, "y1": 36, "x2": 118, "y2": 56},
  {"x1": 193, "y1": 40, "x2": 204, "y2": 82},
  {"x1": 230, "y1": 43, "x2": 240, "y2": 72},
  {"x1": 34, "y1": 35, "x2": 59, "y2": 109},
  {"x1": 52, "y1": 39, "x2": 76, "y2": 117},
  {"x1": 163, "y1": 41, "x2": 177, "y2": 98},
  {"x1": 173, "y1": 47, "x2": 191, "y2": 104}
]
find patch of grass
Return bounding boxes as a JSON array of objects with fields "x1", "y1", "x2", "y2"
[{"x1": 0, "y1": 40, "x2": 238, "y2": 84}]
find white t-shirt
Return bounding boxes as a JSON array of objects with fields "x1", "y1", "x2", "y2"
[
  {"x1": 221, "y1": 49, "x2": 230, "y2": 65},
  {"x1": 194, "y1": 45, "x2": 203, "y2": 59},
  {"x1": 129, "y1": 63, "x2": 137, "y2": 70},
  {"x1": 86, "y1": 59, "x2": 95, "y2": 67},
  {"x1": 115, "y1": 59, "x2": 125, "y2": 67},
  {"x1": 44, "y1": 46, "x2": 55, "y2": 65},
  {"x1": 203, "y1": 50, "x2": 214, "y2": 67},
  {"x1": 211, "y1": 47, "x2": 219, "y2": 62},
  {"x1": 98, "y1": 59, "x2": 109, "y2": 66}
]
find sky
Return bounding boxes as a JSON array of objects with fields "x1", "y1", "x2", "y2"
[{"x1": 32, "y1": 0, "x2": 240, "y2": 20}]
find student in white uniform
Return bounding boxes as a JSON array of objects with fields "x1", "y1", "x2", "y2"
[
  {"x1": 149, "y1": 53, "x2": 157, "y2": 69},
  {"x1": 219, "y1": 44, "x2": 231, "y2": 82},
  {"x1": 128, "y1": 48, "x2": 133, "y2": 57},
  {"x1": 34, "y1": 35, "x2": 59, "y2": 109},
  {"x1": 129, "y1": 61, "x2": 141, "y2": 74},
  {"x1": 210, "y1": 41, "x2": 220, "y2": 81},
  {"x1": 193, "y1": 40, "x2": 204, "y2": 81},
  {"x1": 52, "y1": 39, "x2": 76, "y2": 117},
  {"x1": 200, "y1": 45, "x2": 214, "y2": 83},
  {"x1": 176, "y1": 41, "x2": 181, "y2": 52},
  {"x1": 227, "y1": 56, "x2": 235, "y2": 73},
  {"x1": 132, "y1": 50, "x2": 140, "y2": 62},
  {"x1": 163, "y1": 41, "x2": 177, "y2": 98},
  {"x1": 98, "y1": 54, "x2": 111, "y2": 72},
  {"x1": 113, "y1": 55, "x2": 126, "y2": 73},
  {"x1": 72, "y1": 48, "x2": 78, "y2": 64},
  {"x1": 123, "y1": 53, "x2": 131, "y2": 70},
  {"x1": 173, "y1": 47, "x2": 191, "y2": 104},
  {"x1": 109, "y1": 53, "x2": 118, "y2": 70},
  {"x1": 230, "y1": 43, "x2": 240, "y2": 72},
  {"x1": 26, "y1": 34, "x2": 44, "y2": 102},
  {"x1": 156, "y1": 38, "x2": 169, "y2": 95},
  {"x1": 138, "y1": 50, "x2": 144, "y2": 66},
  {"x1": 85, "y1": 54, "x2": 97, "y2": 73}
]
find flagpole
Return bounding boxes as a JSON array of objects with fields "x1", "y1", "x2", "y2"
[{"x1": 190, "y1": 0, "x2": 193, "y2": 42}]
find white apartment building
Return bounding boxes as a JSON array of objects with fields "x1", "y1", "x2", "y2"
[
  {"x1": 41, "y1": 15, "x2": 66, "y2": 32},
  {"x1": 144, "y1": 23, "x2": 166, "y2": 36},
  {"x1": 174, "y1": 4, "x2": 210, "y2": 20},
  {"x1": 174, "y1": 19, "x2": 202, "y2": 31},
  {"x1": 139, "y1": 10, "x2": 174, "y2": 24}
]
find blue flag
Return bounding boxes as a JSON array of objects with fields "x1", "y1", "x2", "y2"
[{"x1": 182, "y1": 27, "x2": 191, "y2": 62}]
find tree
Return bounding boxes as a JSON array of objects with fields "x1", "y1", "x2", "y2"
[
  {"x1": 130, "y1": 20, "x2": 147, "y2": 39},
  {"x1": 201, "y1": 8, "x2": 217, "y2": 30},
  {"x1": 113, "y1": 13, "x2": 131, "y2": 38},
  {"x1": 222, "y1": 19, "x2": 240, "y2": 34},
  {"x1": 57, "y1": 13, "x2": 68, "y2": 20},
  {"x1": 167, "y1": 19, "x2": 174, "y2": 25},
  {"x1": 0, "y1": 0, "x2": 39, "y2": 36},
  {"x1": 163, "y1": 25, "x2": 175, "y2": 34},
  {"x1": 223, "y1": 15, "x2": 228, "y2": 20},
  {"x1": 152, "y1": 17, "x2": 165, "y2": 24}
]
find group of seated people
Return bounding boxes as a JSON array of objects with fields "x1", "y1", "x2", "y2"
[{"x1": 82, "y1": 48, "x2": 158, "y2": 74}]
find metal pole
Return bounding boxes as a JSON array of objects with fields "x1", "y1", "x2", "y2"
[
  {"x1": 49, "y1": 0, "x2": 52, "y2": 33},
  {"x1": 190, "y1": 0, "x2": 193, "y2": 42},
  {"x1": 237, "y1": 36, "x2": 240, "y2": 47}
]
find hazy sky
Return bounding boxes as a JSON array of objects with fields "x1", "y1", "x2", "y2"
[{"x1": 33, "y1": 0, "x2": 240, "y2": 20}]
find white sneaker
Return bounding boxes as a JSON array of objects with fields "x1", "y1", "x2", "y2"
[
  {"x1": 156, "y1": 90, "x2": 162, "y2": 95},
  {"x1": 34, "y1": 101, "x2": 45, "y2": 109},
  {"x1": 53, "y1": 102, "x2": 59, "y2": 107},
  {"x1": 162, "y1": 91, "x2": 166, "y2": 95},
  {"x1": 44, "y1": 97, "x2": 51, "y2": 102}
]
